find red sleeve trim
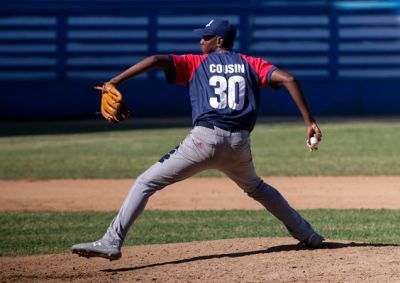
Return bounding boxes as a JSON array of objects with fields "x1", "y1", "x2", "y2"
[
  {"x1": 169, "y1": 54, "x2": 208, "y2": 84},
  {"x1": 240, "y1": 54, "x2": 276, "y2": 87}
]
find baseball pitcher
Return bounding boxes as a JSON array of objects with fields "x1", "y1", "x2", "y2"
[{"x1": 72, "y1": 19, "x2": 324, "y2": 261}]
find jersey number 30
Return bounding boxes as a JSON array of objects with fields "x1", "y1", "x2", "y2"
[{"x1": 209, "y1": 75, "x2": 245, "y2": 111}]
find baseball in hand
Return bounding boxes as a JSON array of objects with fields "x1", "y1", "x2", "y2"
[
  {"x1": 307, "y1": 136, "x2": 319, "y2": 152},
  {"x1": 310, "y1": 136, "x2": 319, "y2": 146}
]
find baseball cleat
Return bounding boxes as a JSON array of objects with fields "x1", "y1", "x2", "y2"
[
  {"x1": 71, "y1": 239, "x2": 122, "y2": 261},
  {"x1": 301, "y1": 232, "x2": 325, "y2": 248}
]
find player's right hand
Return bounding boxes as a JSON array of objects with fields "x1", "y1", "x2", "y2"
[{"x1": 306, "y1": 122, "x2": 321, "y2": 150}]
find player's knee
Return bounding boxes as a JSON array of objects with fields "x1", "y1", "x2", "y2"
[
  {"x1": 135, "y1": 174, "x2": 166, "y2": 195},
  {"x1": 239, "y1": 177, "x2": 264, "y2": 194},
  {"x1": 246, "y1": 181, "x2": 272, "y2": 198},
  {"x1": 246, "y1": 185, "x2": 262, "y2": 198}
]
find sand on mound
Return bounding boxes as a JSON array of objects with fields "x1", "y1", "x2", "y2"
[{"x1": 1, "y1": 237, "x2": 399, "y2": 283}]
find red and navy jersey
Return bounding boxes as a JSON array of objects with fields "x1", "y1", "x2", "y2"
[{"x1": 166, "y1": 51, "x2": 277, "y2": 132}]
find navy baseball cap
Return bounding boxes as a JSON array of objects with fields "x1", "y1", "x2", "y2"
[{"x1": 194, "y1": 19, "x2": 236, "y2": 39}]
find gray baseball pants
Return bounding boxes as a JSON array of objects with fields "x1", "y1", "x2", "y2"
[{"x1": 103, "y1": 125, "x2": 316, "y2": 246}]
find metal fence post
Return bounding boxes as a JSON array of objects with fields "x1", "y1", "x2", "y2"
[
  {"x1": 148, "y1": 9, "x2": 158, "y2": 79},
  {"x1": 329, "y1": 7, "x2": 339, "y2": 79},
  {"x1": 56, "y1": 14, "x2": 67, "y2": 80},
  {"x1": 239, "y1": 13, "x2": 250, "y2": 54}
]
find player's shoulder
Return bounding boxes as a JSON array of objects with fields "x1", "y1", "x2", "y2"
[
  {"x1": 239, "y1": 53, "x2": 260, "y2": 61},
  {"x1": 171, "y1": 53, "x2": 208, "y2": 64},
  {"x1": 174, "y1": 53, "x2": 208, "y2": 59},
  {"x1": 239, "y1": 53, "x2": 273, "y2": 65}
]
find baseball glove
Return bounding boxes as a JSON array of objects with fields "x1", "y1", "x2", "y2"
[{"x1": 95, "y1": 82, "x2": 130, "y2": 123}]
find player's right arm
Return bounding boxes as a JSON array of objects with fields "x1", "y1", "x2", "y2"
[
  {"x1": 109, "y1": 55, "x2": 171, "y2": 86},
  {"x1": 270, "y1": 69, "x2": 321, "y2": 144}
]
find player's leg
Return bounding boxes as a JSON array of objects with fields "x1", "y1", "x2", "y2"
[
  {"x1": 218, "y1": 134, "x2": 321, "y2": 244},
  {"x1": 72, "y1": 126, "x2": 217, "y2": 260}
]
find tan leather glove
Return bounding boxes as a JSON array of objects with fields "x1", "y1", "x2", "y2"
[{"x1": 95, "y1": 82, "x2": 130, "y2": 124}]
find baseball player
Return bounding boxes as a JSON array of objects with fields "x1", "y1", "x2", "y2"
[{"x1": 72, "y1": 19, "x2": 324, "y2": 261}]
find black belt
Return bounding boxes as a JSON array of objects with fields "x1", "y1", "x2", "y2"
[{"x1": 195, "y1": 120, "x2": 215, "y2": 130}]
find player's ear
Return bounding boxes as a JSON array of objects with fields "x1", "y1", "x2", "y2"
[{"x1": 216, "y1": 36, "x2": 224, "y2": 47}]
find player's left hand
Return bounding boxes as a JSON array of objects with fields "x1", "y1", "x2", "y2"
[{"x1": 95, "y1": 82, "x2": 130, "y2": 124}]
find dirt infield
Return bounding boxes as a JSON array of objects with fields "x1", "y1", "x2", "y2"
[
  {"x1": 1, "y1": 177, "x2": 400, "y2": 282},
  {"x1": 1, "y1": 176, "x2": 400, "y2": 211}
]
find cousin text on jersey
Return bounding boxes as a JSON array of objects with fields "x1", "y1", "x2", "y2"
[{"x1": 209, "y1": 64, "x2": 245, "y2": 74}]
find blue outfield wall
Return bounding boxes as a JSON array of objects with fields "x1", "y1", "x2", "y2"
[
  {"x1": 1, "y1": 0, "x2": 400, "y2": 120},
  {"x1": 1, "y1": 78, "x2": 398, "y2": 120}
]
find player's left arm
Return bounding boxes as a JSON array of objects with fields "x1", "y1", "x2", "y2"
[
  {"x1": 109, "y1": 55, "x2": 171, "y2": 86},
  {"x1": 269, "y1": 69, "x2": 322, "y2": 143}
]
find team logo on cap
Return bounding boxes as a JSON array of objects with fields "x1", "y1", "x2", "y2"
[{"x1": 206, "y1": 20, "x2": 214, "y2": 27}]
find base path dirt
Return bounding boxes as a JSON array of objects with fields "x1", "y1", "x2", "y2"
[
  {"x1": 1, "y1": 176, "x2": 400, "y2": 211},
  {"x1": 1, "y1": 238, "x2": 399, "y2": 283}
]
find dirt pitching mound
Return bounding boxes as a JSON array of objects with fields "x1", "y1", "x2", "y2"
[{"x1": 1, "y1": 238, "x2": 399, "y2": 283}]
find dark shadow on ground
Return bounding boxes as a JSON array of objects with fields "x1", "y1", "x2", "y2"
[{"x1": 101, "y1": 241, "x2": 400, "y2": 273}]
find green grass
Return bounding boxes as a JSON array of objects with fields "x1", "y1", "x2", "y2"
[
  {"x1": 1, "y1": 117, "x2": 400, "y2": 178},
  {"x1": 0, "y1": 209, "x2": 399, "y2": 256}
]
